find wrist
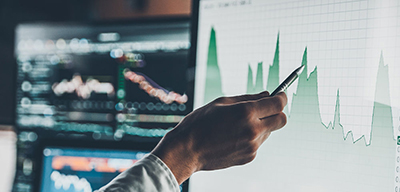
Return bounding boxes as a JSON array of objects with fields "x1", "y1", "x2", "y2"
[{"x1": 151, "y1": 129, "x2": 200, "y2": 184}]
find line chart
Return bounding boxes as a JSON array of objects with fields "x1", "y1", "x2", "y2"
[
  {"x1": 50, "y1": 171, "x2": 92, "y2": 192},
  {"x1": 124, "y1": 69, "x2": 188, "y2": 104},
  {"x1": 52, "y1": 74, "x2": 115, "y2": 99},
  {"x1": 203, "y1": 28, "x2": 394, "y2": 146},
  {"x1": 191, "y1": 0, "x2": 400, "y2": 190}
]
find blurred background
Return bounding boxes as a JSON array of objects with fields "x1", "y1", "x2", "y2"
[
  {"x1": 0, "y1": 0, "x2": 192, "y2": 191},
  {"x1": 0, "y1": 0, "x2": 191, "y2": 125}
]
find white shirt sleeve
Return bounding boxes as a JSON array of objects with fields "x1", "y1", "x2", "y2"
[{"x1": 96, "y1": 154, "x2": 180, "y2": 192}]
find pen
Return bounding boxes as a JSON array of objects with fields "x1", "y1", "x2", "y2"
[{"x1": 270, "y1": 65, "x2": 305, "y2": 96}]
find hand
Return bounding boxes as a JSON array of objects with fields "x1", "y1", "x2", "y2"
[{"x1": 151, "y1": 91, "x2": 287, "y2": 184}]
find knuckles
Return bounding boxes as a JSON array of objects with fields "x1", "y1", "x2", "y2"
[
  {"x1": 279, "y1": 112, "x2": 288, "y2": 127},
  {"x1": 272, "y1": 97, "x2": 285, "y2": 112},
  {"x1": 271, "y1": 93, "x2": 288, "y2": 112},
  {"x1": 264, "y1": 112, "x2": 287, "y2": 132},
  {"x1": 277, "y1": 92, "x2": 288, "y2": 106}
]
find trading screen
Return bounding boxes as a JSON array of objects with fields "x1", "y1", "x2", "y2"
[
  {"x1": 15, "y1": 21, "x2": 192, "y2": 138},
  {"x1": 13, "y1": 20, "x2": 192, "y2": 192},
  {"x1": 191, "y1": 0, "x2": 400, "y2": 191},
  {"x1": 40, "y1": 147, "x2": 148, "y2": 192}
]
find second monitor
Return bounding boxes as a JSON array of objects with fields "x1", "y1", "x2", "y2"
[{"x1": 14, "y1": 18, "x2": 193, "y2": 139}]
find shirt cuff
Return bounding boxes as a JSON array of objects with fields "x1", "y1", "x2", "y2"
[
  {"x1": 96, "y1": 153, "x2": 180, "y2": 192},
  {"x1": 147, "y1": 153, "x2": 180, "y2": 191}
]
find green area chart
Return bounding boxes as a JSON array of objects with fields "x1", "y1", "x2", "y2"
[{"x1": 202, "y1": 27, "x2": 396, "y2": 190}]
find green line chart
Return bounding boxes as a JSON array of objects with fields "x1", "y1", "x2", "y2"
[
  {"x1": 192, "y1": 27, "x2": 397, "y2": 192},
  {"x1": 246, "y1": 34, "x2": 281, "y2": 95},
  {"x1": 203, "y1": 28, "x2": 394, "y2": 146},
  {"x1": 192, "y1": 1, "x2": 400, "y2": 191},
  {"x1": 203, "y1": 28, "x2": 223, "y2": 104}
]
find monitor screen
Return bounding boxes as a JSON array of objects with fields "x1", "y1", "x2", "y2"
[
  {"x1": 191, "y1": 0, "x2": 400, "y2": 191},
  {"x1": 40, "y1": 147, "x2": 148, "y2": 192},
  {"x1": 14, "y1": 19, "x2": 193, "y2": 138}
]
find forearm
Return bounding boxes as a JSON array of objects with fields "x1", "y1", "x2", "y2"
[{"x1": 151, "y1": 129, "x2": 200, "y2": 185}]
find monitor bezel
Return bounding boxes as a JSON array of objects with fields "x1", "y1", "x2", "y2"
[
  {"x1": 187, "y1": 2, "x2": 200, "y2": 192},
  {"x1": 189, "y1": 0, "x2": 200, "y2": 94}
]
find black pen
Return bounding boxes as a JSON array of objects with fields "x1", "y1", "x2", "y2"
[{"x1": 270, "y1": 65, "x2": 305, "y2": 96}]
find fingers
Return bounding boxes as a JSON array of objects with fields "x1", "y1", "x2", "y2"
[
  {"x1": 215, "y1": 91, "x2": 270, "y2": 105},
  {"x1": 259, "y1": 112, "x2": 287, "y2": 132},
  {"x1": 252, "y1": 92, "x2": 287, "y2": 118}
]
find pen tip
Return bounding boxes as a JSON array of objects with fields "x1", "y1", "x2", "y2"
[{"x1": 296, "y1": 65, "x2": 305, "y2": 75}]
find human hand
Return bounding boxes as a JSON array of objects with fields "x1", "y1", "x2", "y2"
[{"x1": 151, "y1": 91, "x2": 287, "y2": 184}]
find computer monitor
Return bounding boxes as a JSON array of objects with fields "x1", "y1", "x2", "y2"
[
  {"x1": 190, "y1": 0, "x2": 400, "y2": 191},
  {"x1": 39, "y1": 147, "x2": 148, "y2": 192},
  {"x1": 14, "y1": 18, "x2": 193, "y2": 139},
  {"x1": 12, "y1": 18, "x2": 193, "y2": 192},
  {"x1": 38, "y1": 143, "x2": 189, "y2": 192}
]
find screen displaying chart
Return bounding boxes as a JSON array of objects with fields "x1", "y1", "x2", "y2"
[
  {"x1": 14, "y1": 21, "x2": 192, "y2": 138},
  {"x1": 191, "y1": 0, "x2": 400, "y2": 191},
  {"x1": 116, "y1": 50, "x2": 191, "y2": 138},
  {"x1": 39, "y1": 147, "x2": 148, "y2": 192},
  {"x1": 15, "y1": 47, "x2": 117, "y2": 134},
  {"x1": 12, "y1": 20, "x2": 192, "y2": 192}
]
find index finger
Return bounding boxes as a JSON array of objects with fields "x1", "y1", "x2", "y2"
[{"x1": 252, "y1": 92, "x2": 287, "y2": 118}]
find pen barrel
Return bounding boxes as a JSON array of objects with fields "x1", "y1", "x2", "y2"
[{"x1": 270, "y1": 72, "x2": 298, "y2": 96}]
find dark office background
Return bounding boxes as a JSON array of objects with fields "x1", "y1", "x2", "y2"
[{"x1": 0, "y1": 0, "x2": 191, "y2": 125}]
